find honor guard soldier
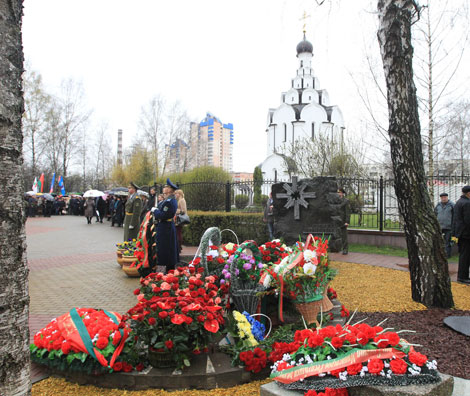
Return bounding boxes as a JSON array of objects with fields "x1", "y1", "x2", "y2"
[
  {"x1": 151, "y1": 178, "x2": 179, "y2": 272},
  {"x1": 123, "y1": 182, "x2": 142, "y2": 241}
]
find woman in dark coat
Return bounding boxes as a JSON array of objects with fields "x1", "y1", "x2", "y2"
[{"x1": 112, "y1": 197, "x2": 124, "y2": 227}]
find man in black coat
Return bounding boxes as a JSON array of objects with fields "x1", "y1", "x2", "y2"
[{"x1": 452, "y1": 185, "x2": 470, "y2": 284}]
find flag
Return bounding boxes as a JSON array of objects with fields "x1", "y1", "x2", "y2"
[
  {"x1": 58, "y1": 176, "x2": 66, "y2": 195},
  {"x1": 32, "y1": 177, "x2": 38, "y2": 193},
  {"x1": 49, "y1": 173, "x2": 56, "y2": 193},
  {"x1": 39, "y1": 173, "x2": 45, "y2": 193}
]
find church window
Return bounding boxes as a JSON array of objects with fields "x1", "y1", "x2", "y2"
[
  {"x1": 311, "y1": 123, "x2": 315, "y2": 140},
  {"x1": 283, "y1": 124, "x2": 287, "y2": 142},
  {"x1": 300, "y1": 60, "x2": 303, "y2": 67}
]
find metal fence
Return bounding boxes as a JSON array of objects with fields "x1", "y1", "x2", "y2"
[{"x1": 151, "y1": 175, "x2": 470, "y2": 231}]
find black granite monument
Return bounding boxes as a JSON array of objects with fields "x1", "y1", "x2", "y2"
[{"x1": 272, "y1": 176, "x2": 344, "y2": 252}]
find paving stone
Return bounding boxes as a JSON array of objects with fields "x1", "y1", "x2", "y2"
[{"x1": 443, "y1": 316, "x2": 470, "y2": 336}]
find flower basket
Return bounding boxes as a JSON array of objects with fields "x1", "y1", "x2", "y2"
[
  {"x1": 117, "y1": 250, "x2": 123, "y2": 258},
  {"x1": 229, "y1": 241, "x2": 266, "y2": 314},
  {"x1": 294, "y1": 296, "x2": 323, "y2": 326},
  {"x1": 117, "y1": 256, "x2": 126, "y2": 267},
  {"x1": 148, "y1": 349, "x2": 176, "y2": 368},
  {"x1": 122, "y1": 262, "x2": 140, "y2": 277},
  {"x1": 321, "y1": 282, "x2": 334, "y2": 312},
  {"x1": 231, "y1": 289, "x2": 263, "y2": 315}
]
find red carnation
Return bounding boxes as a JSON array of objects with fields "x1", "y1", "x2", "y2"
[
  {"x1": 367, "y1": 358, "x2": 384, "y2": 375},
  {"x1": 386, "y1": 332, "x2": 400, "y2": 347},
  {"x1": 408, "y1": 351, "x2": 428, "y2": 366},
  {"x1": 158, "y1": 311, "x2": 168, "y2": 319},
  {"x1": 122, "y1": 362, "x2": 133, "y2": 372},
  {"x1": 61, "y1": 341, "x2": 71, "y2": 355},
  {"x1": 133, "y1": 288, "x2": 140, "y2": 295},
  {"x1": 148, "y1": 317, "x2": 157, "y2": 325},
  {"x1": 135, "y1": 363, "x2": 144, "y2": 372},
  {"x1": 390, "y1": 358, "x2": 408, "y2": 374},
  {"x1": 113, "y1": 361, "x2": 123, "y2": 371},
  {"x1": 331, "y1": 336, "x2": 344, "y2": 349},
  {"x1": 165, "y1": 340, "x2": 174, "y2": 349},
  {"x1": 346, "y1": 362, "x2": 363, "y2": 375},
  {"x1": 96, "y1": 337, "x2": 109, "y2": 349}
]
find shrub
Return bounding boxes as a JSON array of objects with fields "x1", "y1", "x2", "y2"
[
  {"x1": 261, "y1": 194, "x2": 269, "y2": 208},
  {"x1": 181, "y1": 211, "x2": 269, "y2": 247},
  {"x1": 235, "y1": 195, "x2": 249, "y2": 209}
]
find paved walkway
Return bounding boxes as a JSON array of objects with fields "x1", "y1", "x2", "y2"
[{"x1": 26, "y1": 216, "x2": 460, "y2": 384}]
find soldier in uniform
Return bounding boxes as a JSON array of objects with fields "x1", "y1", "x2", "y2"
[
  {"x1": 151, "y1": 179, "x2": 179, "y2": 272},
  {"x1": 123, "y1": 182, "x2": 143, "y2": 241}
]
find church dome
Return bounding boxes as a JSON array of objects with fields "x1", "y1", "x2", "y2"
[{"x1": 296, "y1": 34, "x2": 313, "y2": 55}]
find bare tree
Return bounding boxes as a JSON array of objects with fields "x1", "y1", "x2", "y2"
[
  {"x1": 413, "y1": 0, "x2": 469, "y2": 196},
  {"x1": 439, "y1": 100, "x2": 470, "y2": 176},
  {"x1": 92, "y1": 122, "x2": 113, "y2": 189},
  {"x1": 0, "y1": 0, "x2": 30, "y2": 394},
  {"x1": 138, "y1": 95, "x2": 165, "y2": 180},
  {"x1": 57, "y1": 78, "x2": 91, "y2": 178},
  {"x1": 377, "y1": 0, "x2": 453, "y2": 308},
  {"x1": 160, "y1": 100, "x2": 190, "y2": 176},
  {"x1": 22, "y1": 68, "x2": 51, "y2": 177}
]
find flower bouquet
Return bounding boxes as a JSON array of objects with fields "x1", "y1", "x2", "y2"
[
  {"x1": 264, "y1": 235, "x2": 333, "y2": 325},
  {"x1": 259, "y1": 239, "x2": 290, "y2": 265},
  {"x1": 30, "y1": 308, "x2": 141, "y2": 374},
  {"x1": 270, "y1": 321, "x2": 440, "y2": 393},
  {"x1": 225, "y1": 240, "x2": 267, "y2": 314},
  {"x1": 126, "y1": 265, "x2": 224, "y2": 369}
]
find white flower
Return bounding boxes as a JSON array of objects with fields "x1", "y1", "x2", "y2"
[
  {"x1": 208, "y1": 249, "x2": 218, "y2": 258},
  {"x1": 225, "y1": 243, "x2": 235, "y2": 251},
  {"x1": 303, "y1": 262, "x2": 317, "y2": 276},
  {"x1": 263, "y1": 274, "x2": 272, "y2": 288},
  {"x1": 303, "y1": 250, "x2": 317, "y2": 262},
  {"x1": 221, "y1": 251, "x2": 229, "y2": 258}
]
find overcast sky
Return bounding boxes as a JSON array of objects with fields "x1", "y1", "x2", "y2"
[{"x1": 22, "y1": 0, "x2": 469, "y2": 173}]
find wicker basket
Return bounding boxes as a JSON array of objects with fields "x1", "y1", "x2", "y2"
[
  {"x1": 148, "y1": 350, "x2": 176, "y2": 368},
  {"x1": 295, "y1": 298, "x2": 324, "y2": 326},
  {"x1": 229, "y1": 241, "x2": 266, "y2": 314},
  {"x1": 321, "y1": 284, "x2": 334, "y2": 312},
  {"x1": 231, "y1": 289, "x2": 262, "y2": 314}
]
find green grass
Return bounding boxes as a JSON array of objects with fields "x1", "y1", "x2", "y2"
[
  {"x1": 348, "y1": 243, "x2": 459, "y2": 262},
  {"x1": 349, "y1": 213, "x2": 402, "y2": 230}
]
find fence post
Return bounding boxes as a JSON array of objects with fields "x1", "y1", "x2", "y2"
[
  {"x1": 379, "y1": 176, "x2": 384, "y2": 232},
  {"x1": 225, "y1": 181, "x2": 231, "y2": 212}
]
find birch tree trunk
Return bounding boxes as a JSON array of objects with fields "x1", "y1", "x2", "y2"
[
  {"x1": 377, "y1": 0, "x2": 453, "y2": 307},
  {"x1": 0, "y1": 0, "x2": 30, "y2": 394}
]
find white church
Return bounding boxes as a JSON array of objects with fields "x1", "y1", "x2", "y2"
[{"x1": 260, "y1": 34, "x2": 345, "y2": 181}]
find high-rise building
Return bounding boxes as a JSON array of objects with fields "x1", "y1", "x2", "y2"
[
  {"x1": 167, "y1": 113, "x2": 234, "y2": 174},
  {"x1": 165, "y1": 138, "x2": 190, "y2": 175}
]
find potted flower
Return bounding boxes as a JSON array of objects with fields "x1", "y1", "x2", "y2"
[{"x1": 125, "y1": 265, "x2": 224, "y2": 369}]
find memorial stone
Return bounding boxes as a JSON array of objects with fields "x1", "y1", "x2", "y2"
[{"x1": 272, "y1": 176, "x2": 344, "y2": 252}]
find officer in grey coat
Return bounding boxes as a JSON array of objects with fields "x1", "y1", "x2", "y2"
[
  {"x1": 123, "y1": 182, "x2": 143, "y2": 241},
  {"x1": 434, "y1": 192, "x2": 454, "y2": 258}
]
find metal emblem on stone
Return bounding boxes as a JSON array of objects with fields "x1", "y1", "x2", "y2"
[
  {"x1": 272, "y1": 176, "x2": 344, "y2": 251},
  {"x1": 276, "y1": 176, "x2": 316, "y2": 220}
]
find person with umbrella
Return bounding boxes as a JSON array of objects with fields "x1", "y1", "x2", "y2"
[
  {"x1": 151, "y1": 179, "x2": 179, "y2": 272},
  {"x1": 84, "y1": 197, "x2": 95, "y2": 224},
  {"x1": 123, "y1": 182, "x2": 142, "y2": 241}
]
